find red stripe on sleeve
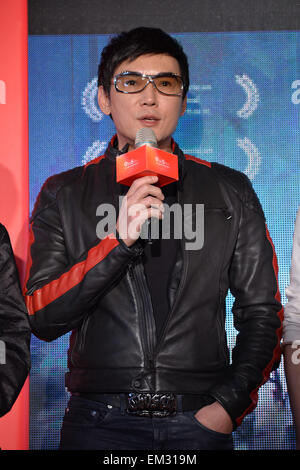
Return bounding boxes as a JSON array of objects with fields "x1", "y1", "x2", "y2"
[
  {"x1": 25, "y1": 233, "x2": 119, "y2": 316},
  {"x1": 235, "y1": 224, "x2": 283, "y2": 426}
]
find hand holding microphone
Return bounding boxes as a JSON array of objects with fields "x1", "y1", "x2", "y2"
[
  {"x1": 116, "y1": 128, "x2": 178, "y2": 247},
  {"x1": 116, "y1": 174, "x2": 165, "y2": 247}
]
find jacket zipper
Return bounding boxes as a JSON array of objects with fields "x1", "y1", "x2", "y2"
[{"x1": 128, "y1": 258, "x2": 156, "y2": 369}]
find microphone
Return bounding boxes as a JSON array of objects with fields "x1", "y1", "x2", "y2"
[
  {"x1": 135, "y1": 129, "x2": 158, "y2": 244},
  {"x1": 116, "y1": 128, "x2": 178, "y2": 243},
  {"x1": 134, "y1": 127, "x2": 158, "y2": 149}
]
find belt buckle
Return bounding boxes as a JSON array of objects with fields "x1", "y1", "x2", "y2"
[{"x1": 126, "y1": 392, "x2": 177, "y2": 417}]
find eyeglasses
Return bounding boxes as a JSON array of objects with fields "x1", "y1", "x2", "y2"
[{"x1": 113, "y1": 71, "x2": 184, "y2": 96}]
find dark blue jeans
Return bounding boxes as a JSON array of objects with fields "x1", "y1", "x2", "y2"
[{"x1": 59, "y1": 396, "x2": 234, "y2": 450}]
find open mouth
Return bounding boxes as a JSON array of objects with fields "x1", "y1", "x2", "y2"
[{"x1": 139, "y1": 117, "x2": 159, "y2": 125}]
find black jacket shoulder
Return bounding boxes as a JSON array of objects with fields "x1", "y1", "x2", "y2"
[
  {"x1": 31, "y1": 157, "x2": 106, "y2": 221},
  {"x1": 211, "y1": 162, "x2": 265, "y2": 219}
]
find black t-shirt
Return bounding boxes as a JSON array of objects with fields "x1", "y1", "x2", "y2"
[{"x1": 142, "y1": 182, "x2": 179, "y2": 340}]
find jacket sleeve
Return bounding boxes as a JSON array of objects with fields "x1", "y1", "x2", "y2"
[
  {"x1": 210, "y1": 174, "x2": 283, "y2": 429},
  {"x1": 24, "y1": 177, "x2": 142, "y2": 342},
  {"x1": 0, "y1": 225, "x2": 31, "y2": 417}
]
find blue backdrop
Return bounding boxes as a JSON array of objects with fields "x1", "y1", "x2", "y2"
[{"x1": 28, "y1": 32, "x2": 300, "y2": 449}]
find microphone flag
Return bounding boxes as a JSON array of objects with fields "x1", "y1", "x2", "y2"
[{"x1": 116, "y1": 128, "x2": 178, "y2": 187}]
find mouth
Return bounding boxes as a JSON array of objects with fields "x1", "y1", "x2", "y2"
[{"x1": 138, "y1": 116, "x2": 160, "y2": 126}]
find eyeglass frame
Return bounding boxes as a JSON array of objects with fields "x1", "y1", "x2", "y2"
[{"x1": 113, "y1": 71, "x2": 185, "y2": 96}]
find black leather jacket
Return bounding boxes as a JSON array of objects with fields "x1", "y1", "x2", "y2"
[
  {"x1": 25, "y1": 139, "x2": 283, "y2": 428},
  {"x1": 0, "y1": 224, "x2": 31, "y2": 417}
]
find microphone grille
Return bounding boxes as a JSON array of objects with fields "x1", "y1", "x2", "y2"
[{"x1": 135, "y1": 128, "x2": 158, "y2": 148}]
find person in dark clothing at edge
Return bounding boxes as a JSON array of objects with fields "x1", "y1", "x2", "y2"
[
  {"x1": 0, "y1": 224, "x2": 30, "y2": 418},
  {"x1": 24, "y1": 28, "x2": 283, "y2": 450}
]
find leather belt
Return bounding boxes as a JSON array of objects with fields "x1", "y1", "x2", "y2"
[{"x1": 72, "y1": 392, "x2": 215, "y2": 417}]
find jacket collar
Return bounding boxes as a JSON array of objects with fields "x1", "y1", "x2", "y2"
[{"x1": 104, "y1": 135, "x2": 186, "y2": 183}]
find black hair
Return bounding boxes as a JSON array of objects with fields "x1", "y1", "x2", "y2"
[{"x1": 98, "y1": 27, "x2": 189, "y2": 98}]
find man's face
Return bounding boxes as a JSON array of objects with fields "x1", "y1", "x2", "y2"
[{"x1": 98, "y1": 54, "x2": 187, "y2": 152}]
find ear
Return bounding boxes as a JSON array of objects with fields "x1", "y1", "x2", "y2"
[
  {"x1": 180, "y1": 95, "x2": 187, "y2": 117},
  {"x1": 98, "y1": 86, "x2": 111, "y2": 116}
]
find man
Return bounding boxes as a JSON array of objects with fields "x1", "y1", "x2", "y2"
[
  {"x1": 25, "y1": 27, "x2": 283, "y2": 450},
  {"x1": 0, "y1": 224, "x2": 30, "y2": 417}
]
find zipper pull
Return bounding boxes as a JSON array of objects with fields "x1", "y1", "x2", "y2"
[
  {"x1": 223, "y1": 210, "x2": 232, "y2": 220},
  {"x1": 128, "y1": 260, "x2": 134, "y2": 277}
]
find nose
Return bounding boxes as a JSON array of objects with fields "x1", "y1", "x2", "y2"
[{"x1": 139, "y1": 81, "x2": 158, "y2": 106}]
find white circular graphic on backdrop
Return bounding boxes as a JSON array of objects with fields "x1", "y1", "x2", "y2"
[
  {"x1": 235, "y1": 74, "x2": 260, "y2": 119},
  {"x1": 237, "y1": 137, "x2": 262, "y2": 181},
  {"x1": 81, "y1": 140, "x2": 107, "y2": 165},
  {"x1": 81, "y1": 77, "x2": 103, "y2": 122}
]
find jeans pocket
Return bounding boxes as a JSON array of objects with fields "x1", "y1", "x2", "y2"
[
  {"x1": 186, "y1": 411, "x2": 233, "y2": 440},
  {"x1": 63, "y1": 397, "x2": 111, "y2": 427}
]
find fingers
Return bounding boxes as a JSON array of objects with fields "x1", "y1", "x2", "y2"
[
  {"x1": 129, "y1": 175, "x2": 159, "y2": 190},
  {"x1": 116, "y1": 175, "x2": 165, "y2": 247},
  {"x1": 127, "y1": 176, "x2": 164, "y2": 215},
  {"x1": 127, "y1": 207, "x2": 164, "y2": 240},
  {"x1": 117, "y1": 204, "x2": 163, "y2": 246},
  {"x1": 127, "y1": 175, "x2": 165, "y2": 203},
  {"x1": 128, "y1": 204, "x2": 164, "y2": 222}
]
